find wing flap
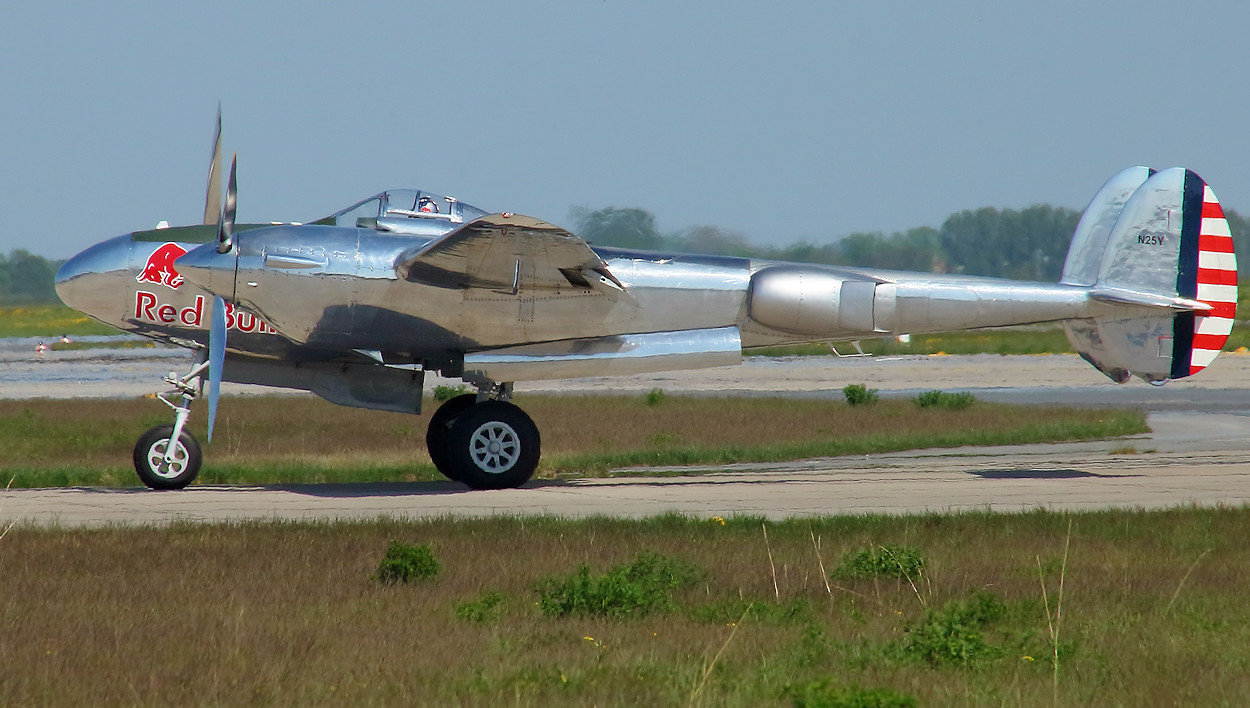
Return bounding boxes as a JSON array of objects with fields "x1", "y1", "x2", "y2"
[{"x1": 395, "y1": 213, "x2": 624, "y2": 294}]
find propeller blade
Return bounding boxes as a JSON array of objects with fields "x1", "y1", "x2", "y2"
[
  {"x1": 207, "y1": 296, "x2": 227, "y2": 442},
  {"x1": 216, "y1": 154, "x2": 237, "y2": 254},
  {"x1": 202, "y1": 104, "x2": 223, "y2": 226}
]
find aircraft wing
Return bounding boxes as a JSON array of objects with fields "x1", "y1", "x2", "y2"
[{"x1": 395, "y1": 213, "x2": 625, "y2": 295}]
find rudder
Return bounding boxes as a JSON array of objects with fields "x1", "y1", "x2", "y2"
[{"x1": 1182, "y1": 180, "x2": 1237, "y2": 376}]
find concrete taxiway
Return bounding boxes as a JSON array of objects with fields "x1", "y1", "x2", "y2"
[{"x1": 2, "y1": 354, "x2": 1249, "y2": 527}]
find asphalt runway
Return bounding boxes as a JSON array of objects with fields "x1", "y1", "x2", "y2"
[{"x1": 4, "y1": 354, "x2": 1250, "y2": 527}]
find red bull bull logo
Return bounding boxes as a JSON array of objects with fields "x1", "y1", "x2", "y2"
[{"x1": 136, "y1": 242, "x2": 188, "y2": 289}]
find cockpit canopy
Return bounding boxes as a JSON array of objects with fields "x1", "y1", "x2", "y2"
[{"x1": 314, "y1": 190, "x2": 489, "y2": 236}]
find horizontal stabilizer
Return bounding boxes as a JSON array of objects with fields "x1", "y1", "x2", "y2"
[
  {"x1": 1088, "y1": 288, "x2": 1211, "y2": 312},
  {"x1": 395, "y1": 213, "x2": 624, "y2": 294}
]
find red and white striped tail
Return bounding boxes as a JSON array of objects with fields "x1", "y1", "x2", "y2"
[
  {"x1": 1190, "y1": 184, "x2": 1238, "y2": 375},
  {"x1": 1063, "y1": 167, "x2": 1238, "y2": 384}
]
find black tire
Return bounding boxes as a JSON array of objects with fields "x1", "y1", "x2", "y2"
[
  {"x1": 425, "y1": 394, "x2": 478, "y2": 481},
  {"x1": 444, "y1": 401, "x2": 540, "y2": 490},
  {"x1": 133, "y1": 425, "x2": 202, "y2": 490}
]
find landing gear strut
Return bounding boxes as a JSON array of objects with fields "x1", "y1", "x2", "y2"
[
  {"x1": 425, "y1": 383, "x2": 540, "y2": 489},
  {"x1": 133, "y1": 355, "x2": 208, "y2": 489}
]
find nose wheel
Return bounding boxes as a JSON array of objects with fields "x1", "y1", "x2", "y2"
[
  {"x1": 133, "y1": 357, "x2": 209, "y2": 489},
  {"x1": 426, "y1": 393, "x2": 540, "y2": 489},
  {"x1": 134, "y1": 425, "x2": 202, "y2": 489}
]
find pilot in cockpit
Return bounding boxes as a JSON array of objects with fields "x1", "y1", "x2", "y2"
[{"x1": 418, "y1": 196, "x2": 440, "y2": 214}]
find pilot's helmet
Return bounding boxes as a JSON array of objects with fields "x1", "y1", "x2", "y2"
[{"x1": 418, "y1": 196, "x2": 439, "y2": 213}]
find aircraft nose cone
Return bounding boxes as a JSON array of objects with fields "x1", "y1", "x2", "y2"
[{"x1": 55, "y1": 234, "x2": 132, "y2": 313}]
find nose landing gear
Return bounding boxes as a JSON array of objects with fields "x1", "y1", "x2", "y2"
[{"x1": 133, "y1": 355, "x2": 208, "y2": 489}]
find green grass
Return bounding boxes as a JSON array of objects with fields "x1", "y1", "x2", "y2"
[
  {"x1": 49, "y1": 339, "x2": 158, "y2": 351},
  {"x1": 2, "y1": 509, "x2": 1250, "y2": 705},
  {"x1": 0, "y1": 396, "x2": 1147, "y2": 487},
  {"x1": 0, "y1": 303, "x2": 121, "y2": 337},
  {"x1": 914, "y1": 390, "x2": 977, "y2": 409}
]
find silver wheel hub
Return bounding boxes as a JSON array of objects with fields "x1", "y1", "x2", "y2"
[
  {"x1": 469, "y1": 421, "x2": 520, "y2": 474},
  {"x1": 146, "y1": 438, "x2": 188, "y2": 479}
]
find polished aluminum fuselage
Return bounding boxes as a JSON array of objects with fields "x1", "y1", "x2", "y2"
[
  {"x1": 56, "y1": 165, "x2": 1236, "y2": 414},
  {"x1": 57, "y1": 219, "x2": 1127, "y2": 382}
]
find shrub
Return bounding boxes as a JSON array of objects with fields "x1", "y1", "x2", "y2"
[
  {"x1": 789, "y1": 679, "x2": 917, "y2": 708},
  {"x1": 843, "y1": 384, "x2": 878, "y2": 406},
  {"x1": 644, "y1": 388, "x2": 665, "y2": 406},
  {"x1": 914, "y1": 390, "x2": 976, "y2": 409},
  {"x1": 374, "y1": 541, "x2": 440, "y2": 584},
  {"x1": 536, "y1": 552, "x2": 702, "y2": 618},
  {"x1": 432, "y1": 384, "x2": 468, "y2": 402},
  {"x1": 903, "y1": 592, "x2": 1004, "y2": 666},
  {"x1": 455, "y1": 591, "x2": 505, "y2": 623},
  {"x1": 834, "y1": 545, "x2": 925, "y2": 580}
]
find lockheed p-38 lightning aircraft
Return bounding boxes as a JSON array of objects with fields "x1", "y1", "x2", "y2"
[{"x1": 55, "y1": 121, "x2": 1239, "y2": 490}]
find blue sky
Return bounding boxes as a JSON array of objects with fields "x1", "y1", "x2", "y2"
[{"x1": 2, "y1": 1, "x2": 1247, "y2": 258}]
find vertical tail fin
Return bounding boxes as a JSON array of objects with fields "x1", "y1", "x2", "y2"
[
  {"x1": 1061, "y1": 166, "x2": 1154, "y2": 287},
  {"x1": 1062, "y1": 167, "x2": 1237, "y2": 383}
]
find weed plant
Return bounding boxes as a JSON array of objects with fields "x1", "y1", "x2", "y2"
[
  {"x1": 432, "y1": 384, "x2": 468, "y2": 402},
  {"x1": 835, "y1": 545, "x2": 926, "y2": 579},
  {"x1": 843, "y1": 384, "x2": 879, "y2": 406},
  {"x1": 644, "y1": 387, "x2": 666, "y2": 406},
  {"x1": 537, "y1": 551, "x2": 702, "y2": 618},
  {"x1": 373, "y1": 541, "x2": 439, "y2": 583},
  {"x1": 455, "y1": 591, "x2": 505, "y2": 623},
  {"x1": 902, "y1": 591, "x2": 1004, "y2": 666},
  {"x1": 914, "y1": 390, "x2": 977, "y2": 410}
]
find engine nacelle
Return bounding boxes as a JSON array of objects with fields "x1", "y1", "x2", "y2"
[{"x1": 747, "y1": 266, "x2": 878, "y2": 336}]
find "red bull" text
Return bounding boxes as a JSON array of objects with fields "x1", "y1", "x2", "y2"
[{"x1": 134, "y1": 291, "x2": 278, "y2": 334}]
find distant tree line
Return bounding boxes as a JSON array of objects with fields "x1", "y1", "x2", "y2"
[
  {"x1": 5, "y1": 204, "x2": 1249, "y2": 305},
  {"x1": 0, "y1": 250, "x2": 61, "y2": 304},
  {"x1": 574, "y1": 204, "x2": 1250, "y2": 282}
]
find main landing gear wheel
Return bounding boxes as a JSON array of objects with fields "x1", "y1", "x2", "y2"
[
  {"x1": 436, "y1": 400, "x2": 540, "y2": 490},
  {"x1": 133, "y1": 425, "x2": 202, "y2": 490},
  {"x1": 425, "y1": 394, "x2": 478, "y2": 482}
]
